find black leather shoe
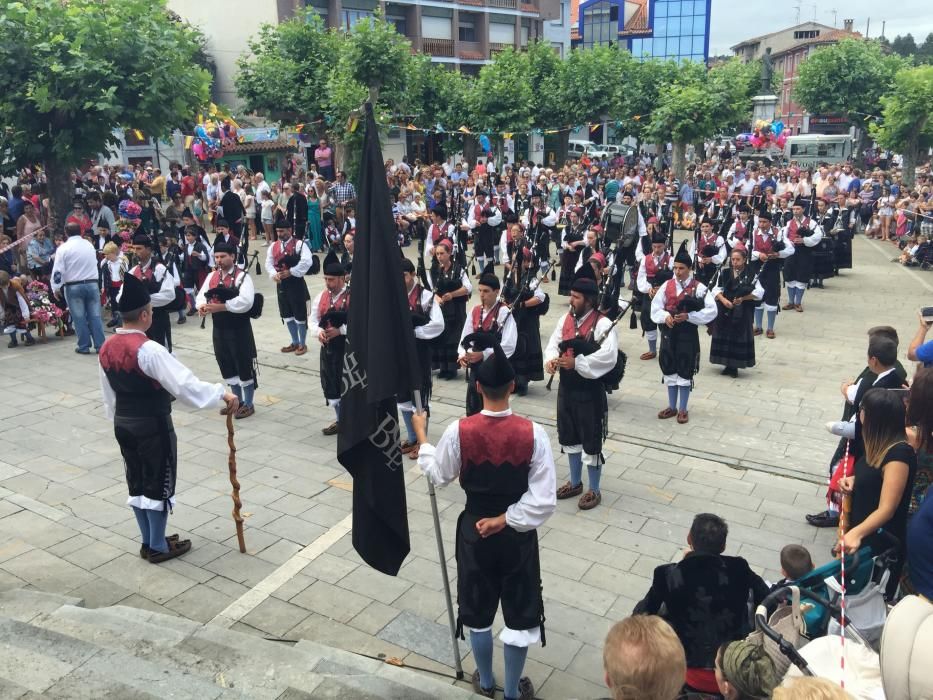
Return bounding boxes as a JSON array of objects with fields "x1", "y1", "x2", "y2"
[{"x1": 806, "y1": 510, "x2": 839, "y2": 528}]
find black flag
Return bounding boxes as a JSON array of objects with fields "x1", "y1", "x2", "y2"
[{"x1": 337, "y1": 103, "x2": 421, "y2": 576}]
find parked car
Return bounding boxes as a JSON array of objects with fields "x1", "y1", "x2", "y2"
[{"x1": 569, "y1": 140, "x2": 610, "y2": 160}]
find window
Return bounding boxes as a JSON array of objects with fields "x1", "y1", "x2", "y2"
[
  {"x1": 655, "y1": 2, "x2": 667, "y2": 17},
  {"x1": 422, "y1": 16, "x2": 452, "y2": 39},
  {"x1": 667, "y1": 1, "x2": 681, "y2": 17},
  {"x1": 490, "y1": 21, "x2": 515, "y2": 44},
  {"x1": 459, "y1": 18, "x2": 476, "y2": 42},
  {"x1": 341, "y1": 9, "x2": 373, "y2": 29},
  {"x1": 387, "y1": 15, "x2": 407, "y2": 36},
  {"x1": 582, "y1": 1, "x2": 612, "y2": 47},
  {"x1": 793, "y1": 29, "x2": 820, "y2": 39},
  {"x1": 693, "y1": 15, "x2": 705, "y2": 34}
]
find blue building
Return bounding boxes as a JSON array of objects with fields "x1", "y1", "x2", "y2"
[{"x1": 572, "y1": 0, "x2": 711, "y2": 63}]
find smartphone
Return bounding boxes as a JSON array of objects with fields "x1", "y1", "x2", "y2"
[{"x1": 923, "y1": 306, "x2": 933, "y2": 323}]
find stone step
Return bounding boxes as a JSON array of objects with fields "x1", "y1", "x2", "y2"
[
  {"x1": 0, "y1": 588, "x2": 83, "y2": 623},
  {"x1": 26, "y1": 601, "x2": 478, "y2": 699}
]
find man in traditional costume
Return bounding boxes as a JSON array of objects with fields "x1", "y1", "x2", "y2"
[
  {"x1": 99, "y1": 273, "x2": 237, "y2": 562},
  {"x1": 128, "y1": 231, "x2": 176, "y2": 351},
  {"x1": 651, "y1": 240, "x2": 718, "y2": 424},
  {"x1": 196, "y1": 241, "x2": 258, "y2": 419},
  {"x1": 503, "y1": 247, "x2": 549, "y2": 396},
  {"x1": 310, "y1": 250, "x2": 350, "y2": 435},
  {"x1": 781, "y1": 197, "x2": 823, "y2": 312},
  {"x1": 635, "y1": 231, "x2": 674, "y2": 362},
  {"x1": 431, "y1": 239, "x2": 472, "y2": 380},
  {"x1": 749, "y1": 210, "x2": 793, "y2": 339},
  {"x1": 544, "y1": 264, "x2": 619, "y2": 510},
  {"x1": 265, "y1": 212, "x2": 313, "y2": 355},
  {"x1": 414, "y1": 343, "x2": 555, "y2": 700}
]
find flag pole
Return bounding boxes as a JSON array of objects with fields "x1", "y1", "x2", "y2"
[{"x1": 413, "y1": 389, "x2": 464, "y2": 680}]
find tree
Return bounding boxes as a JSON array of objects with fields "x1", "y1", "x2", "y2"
[
  {"x1": 235, "y1": 10, "x2": 338, "y2": 124},
  {"x1": 615, "y1": 57, "x2": 679, "y2": 150},
  {"x1": 706, "y1": 57, "x2": 761, "y2": 133},
  {"x1": 794, "y1": 39, "x2": 906, "y2": 164},
  {"x1": 644, "y1": 61, "x2": 716, "y2": 178},
  {"x1": 555, "y1": 45, "x2": 624, "y2": 161},
  {"x1": 890, "y1": 33, "x2": 918, "y2": 57},
  {"x1": 471, "y1": 48, "x2": 534, "y2": 159},
  {"x1": 415, "y1": 63, "x2": 474, "y2": 159},
  {"x1": 870, "y1": 65, "x2": 933, "y2": 187},
  {"x1": 0, "y1": 0, "x2": 210, "y2": 232},
  {"x1": 919, "y1": 33, "x2": 933, "y2": 64}
]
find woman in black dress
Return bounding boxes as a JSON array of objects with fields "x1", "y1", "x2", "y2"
[
  {"x1": 710, "y1": 248, "x2": 764, "y2": 377},
  {"x1": 840, "y1": 388, "x2": 917, "y2": 598},
  {"x1": 557, "y1": 209, "x2": 586, "y2": 296}
]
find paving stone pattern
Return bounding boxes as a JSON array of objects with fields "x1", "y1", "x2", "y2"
[{"x1": 0, "y1": 234, "x2": 924, "y2": 698}]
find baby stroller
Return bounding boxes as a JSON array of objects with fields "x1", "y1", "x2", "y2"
[{"x1": 753, "y1": 532, "x2": 899, "y2": 695}]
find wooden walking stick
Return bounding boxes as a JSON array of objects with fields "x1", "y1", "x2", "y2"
[{"x1": 226, "y1": 412, "x2": 246, "y2": 553}]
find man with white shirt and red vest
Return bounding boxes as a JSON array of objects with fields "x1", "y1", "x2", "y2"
[
  {"x1": 413, "y1": 342, "x2": 555, "y2": 700},
  {"x1": 544, "y1": 263, "x2": 619, "y2": 510},
  {"x1": 310, "y1": 250, "x2": 350, "y2": 435},
  {"x1": 781, "y1": 197, "x2": 823, "y2": 313},
  {"x1": 128, "y1": 231, "x2": 177, "y2": 351},
  {"x1": 688, "y1": 220, "x2": 726, "y2": 287},
  {"x1": 398, "y1": 258, "x2": 444, "y2": 460},
  {"x1": 635, "y1": 231, "x2": 674, "y2": 361},
  {"x1": 467, "y1": 191, "x2": 502, "y2": 275},
  {"x1": 99, "y1": 273, "x2": 238, "y2": 563},
  {"x1": 522, "y1": 193, "x2": 558, "y2": 274},
  {"x1": 750, "y1": 210, "x2": 794, "y2": 339},
  {"x1": 650, "y1": 240, "x2": 718, "y2": 424},
  {"x1": 459, "y1": 263, "x2": 517, "y2": 416},
  {"x1": 265, "y1": 213, "x2": 313, "y2": 355},
  {"x1": 427, "y1": 206, "x2": 455, "y2": 258},
  {"x1": 725, "y1": 205, "x2": 752, "y2": 254},
  {"x1": 196, "y1": 241, "x2": 258, "y2": 419}
]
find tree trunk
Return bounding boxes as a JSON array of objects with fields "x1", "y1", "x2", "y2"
[
  {"x1": 45, "y1": 157, "x2": 73, "y2": 236},
  {"x1": 671, "y1": 141, "x2": 687, "y2": 181},
  {"x1": 463, "y1": 135, "x2": 479, "y2": 169},
  {"x1": 854, "y1": 127, "x2": 870, "y2": 169},
  {"x1": 557, "y1": 129, "x2": 571, "y2": 168},
  {"x1": 693, "y1": 140, "x2": 705, "y2": 164},
  {"x1": 903, "y1": 133, "x2": 919, "y2": 189}
]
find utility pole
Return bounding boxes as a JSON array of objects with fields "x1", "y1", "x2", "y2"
[
  {"x1": 794, "y1": 3, "x2": 801, "y2": 24},
  {"x1": 881, "y1": 20, "x2": 886, "y2": 39},
  {"x1": 866, "y1": 17, "x2": 870, "y2": 38}
]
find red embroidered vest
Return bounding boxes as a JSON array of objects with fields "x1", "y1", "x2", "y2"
[
  {"x1": 663, "y1": 278, "x2": 698, "y2": 314},
  {"x1": 786, "y1": 217, "x2": 810, "y2": 245},
  {"x1": 318, "y1": 288, "x2": 349, "y2": 321},
  {"x1": 471, "y1": 302, "x2": 503, "y2": 332},
  {"x1": 644, "y1": 253, "x2": 670, "y2": 281},
  {"x1": 459, "y1": 413, "x2": 533, "y2": 517},
  {"x1": 753, "y1": 229, "x2": 776, "y2": 255},
  {"x1": 99, "y1": 332, "x2": 173, "y2": 417},
  {"x1": 560, "y1": 310, "x2": 601, "y2": 357},
  {"x1": 407, "y1": 284, "x2": 424, "y2": 313},
  {"x1": 733, "y1": 219, "x2": 747, "y2": 240},
  {"x1": 271, "y1": 237, "x2": 298, "y2": 268}
]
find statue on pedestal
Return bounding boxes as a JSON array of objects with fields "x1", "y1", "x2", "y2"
[{"x1": 761, "y1": 47, "x2": 774, "y2": 94}]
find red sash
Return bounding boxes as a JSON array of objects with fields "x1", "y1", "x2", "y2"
[
  {"x1": 271, "y1": 238, "x2": 297, "y2": 268},
  {"x1": 471, "y1": 302, "x2": 503, "y2": 332},
  {"x1": 663, "y1": 278, "x2": 698, "y2": 314}
]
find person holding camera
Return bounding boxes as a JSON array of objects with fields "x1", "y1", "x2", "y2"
[
  {"x1": 908, "y1": 309, "x2": 933, "y2": 368},
  {"x1": 196, "y1": 241, "x2": 257, "y2": 419}
]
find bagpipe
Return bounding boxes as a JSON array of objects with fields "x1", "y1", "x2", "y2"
[
  {"x1": 501, "y1": 256, "x2": 556, "y2": 324},
  {"x1": 199, "y1": 268, "x2": 264, "y2": 329}
]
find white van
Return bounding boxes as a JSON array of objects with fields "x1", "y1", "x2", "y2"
[
  {"x1": 784, "y1": 134, "x2": 852, "y2": 167},
  {"x1": 569, "y1": 140, "x2": 609, "y2": 160}
]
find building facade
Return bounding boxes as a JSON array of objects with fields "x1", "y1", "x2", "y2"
[
  {"x1": 571, "y1": 0, "x2": 711, "y2": 63},
  {"x1": 733, "y1": 20, "x2": 860, "y2": 135}
]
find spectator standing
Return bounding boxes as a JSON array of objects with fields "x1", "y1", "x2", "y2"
[
  {"x1": 218, "y1": 180, "x2": 245, "y2": 239},
  {"x1": 87, "y1": 192, "x2": 115, "y2": 235},
  {"x1": 634, "y1": 513, "x2": 769, "y2": 696},
  {"x1": 148, "y1": 168, "x2": 166, "y2": 202},
  {"x1": 7, "y1": 185, "x2": 25, "y2": 222},
  {"x1": 286, "y1": 179, "x2": 309, "y2": 240},
  {"x1": 329, "y1": 171, "x2": 356, "y2": 208},
  {"x1": 50, "y1": 222, "x2": 106, "y2": 354},
  {"x1": 314, "y1": 139, "x2": 335, "y2": 182}
]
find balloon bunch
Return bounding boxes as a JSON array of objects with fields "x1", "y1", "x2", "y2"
[
  {"x1": 739, "y1": 119, "x2": 787, "y2": 150},
  {"x1": 192, "y1": 119, "x2": 237, "y2": 162}
]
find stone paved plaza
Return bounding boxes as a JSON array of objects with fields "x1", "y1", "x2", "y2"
[{"x1": 0, "y1": 234, "x2": 926, "y2": 698}]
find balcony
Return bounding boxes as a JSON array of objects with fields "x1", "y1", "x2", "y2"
[
  {"x1": 458, "y1": 40, "x2": 485, "y2": 60},
  {"x1": 487, "y1": 0, "x2": 518, "y2": 7},
  {"x1": 422, "y1": 37, "x2": 455, "y2": 57},
  {"x1": 489, "y1": 42, "x2": 513, "y2": 56}
]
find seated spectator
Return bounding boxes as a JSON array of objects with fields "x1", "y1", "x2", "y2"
[
  {"x1": 0, "y1": 270, "x2": 35, "y2": 347},
  {"x1": 909, "y1": 310, "x2": 933, "y2": 368},
  {"x1": 773, "y1": 677, "x2": 855, "y2": 699},
  {"x1": 714, "y1": 640, "x2": 779, "y2": 700},
  {"x1": 602, "y1": 615, "x2": 685, "y2": 700},
  {"x1": 634, "y1": 513, "x2": 769, "y2": 696},
  {"x1": 770, "y1": 544, "x2": 815, "y2": 591}
]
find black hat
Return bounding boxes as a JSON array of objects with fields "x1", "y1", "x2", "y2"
[
  {"x1": 570, "y1": 259, "x2": 598, "y2": 296},
  {"x1": 215, "y1": 217, "x2": 229, "y2": 229},
  {"x1": 323, "y1": 249, "x2": 345, "y2": 277},
  {"x1": 274, "y1": 211, "x2": 290, "y2": 229},
  {"x1": 674, "y1": 239, "x2": 692, "y2": 267},
  {"x1": 478, "y1": 261, "x2": 500, "y2": 290},
  {"x1": 214, "y1": 241, "x2": 236, "y2": 255},
  {"x1": 117, "y1": 272, "x2": 150, "y2": 313},
  {"x1": 793, "y1": 196, "x2": 809, "y2": 208},
  {"x1": 132, "y1": 231, "x2": 153, "y2": 247},
  {"x1": 182, "y1": 207, "x2": 194, "y2": 219},
  {"x1": 650, "y1": 231, "x2": 667, "y2": 245},
  {"x1": 474, "y1": 340, "x2": 515, "y2": 389},
  {"x1": 701, "y1": 244, "x2": 719, "y2": 258},
  {"x1": 400, "y1": 258, "x2": 415, "y2": 274},
  {"x1": 432, "y1": 205, "x2": 448, "y2": 220},
  {"x1": 475, "y1": 189, "x2": 488, "y2": 198},
  {"x1": 757, "y1": 209, "x2": 773, "y2": 222},
  {"x1": 95, "y1": 218, "x2": 111, "y2": 230}
]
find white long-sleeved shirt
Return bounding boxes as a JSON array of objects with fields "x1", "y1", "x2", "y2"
[
  {"x1": 99, "y1": 255, "x2": 127, "y2": 284},
  {"x1": 467, "y1": 203, "x2": 503, "y2": 231},
  {"x1": 521, "y1": 206, "x2": 558, "y2": 229},
  {"x1": 309, "y1": 286, "x2": 350, "y2": 337},
  {"x1": 782, "y1": 218, "x2": 824, "y2": 247},
  {"x1": 459, "y1": 302, "x2": 517, "y2": 360},
  {"x1": 636, "y1": 253, "x2": 674, "y2": 294},
  {"x1": 195, "y1": 267, "x2": 255, "y2": 314},
  {"x1": 650, "y1": 277, "x2": 718, "y2": 327},
  {"x1": 50, "y1": 235, "x2": 100, "y2": 294},
  {"x1": 409, "y1": 286, "x2": 445, "y2": 341},
  {"x1": 265, "y1": 236, "x2": 312, "y2": 280},
  {"x1": 128, "y1": 260, "x2": 175, "y2": 308},
  {"x1": 688, "y1": 234, "x2": 727, "y2": 267},
  {"x1": 543, "y1": 311, "x2": 619, "y2": 380},
  {"x1": 98, "y1": 329, "x2": 224, "y2": 422},
  {"x1": 417, "y1": 409, "x2": 556, "y2": 533}
]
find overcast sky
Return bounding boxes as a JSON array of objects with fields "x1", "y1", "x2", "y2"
[{"x1": 708, "y1": 1, "x2": 933, "y2": 55}]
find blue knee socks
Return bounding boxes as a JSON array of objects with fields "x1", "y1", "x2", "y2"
[
  {"x1": 286, "y1": 320, "x2": 299, "y2": 345},
  {"x1": 242, "y1": 383, "x2": 255, "y2": 408},
  {"x1": 766, "y1": 309, "x2": 777, "y2": 331},
  {"x1": 470, "y1": 629, "x2": 495, "y2": 691},
  {"x1": 667, "y1": 385, "x2": 678, "y2": 410},
  {"x1": 568, "y1": 452, "x2": 583, "y2": 488},
  {"x1": 754, "y1": 307, "x2": 763, "y2": 329},
  {"x1": 296, "y1": 321, "x2": 308, "y2": 346},
  {"x1": 648, "y1": 336, "x2": 657, "y2": 353},
  {"x1": 587, "y1": 464, "x2": 601, "y2": 494},
  {"x1": 133, "y1": 506, "x2": 169, "y2": 552},
  {"x1": 231, "y1": 384, "x2": 243, "y2": 401},
  {"x1": 796, "y1": 287, "x2": 805, "y2": 305},
  {"x1": 503, "y1": 643, "x2": 528, "y2": 700},
  {"x1": 678, "y1": 385, "x2": 690, "y2": 412}
]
